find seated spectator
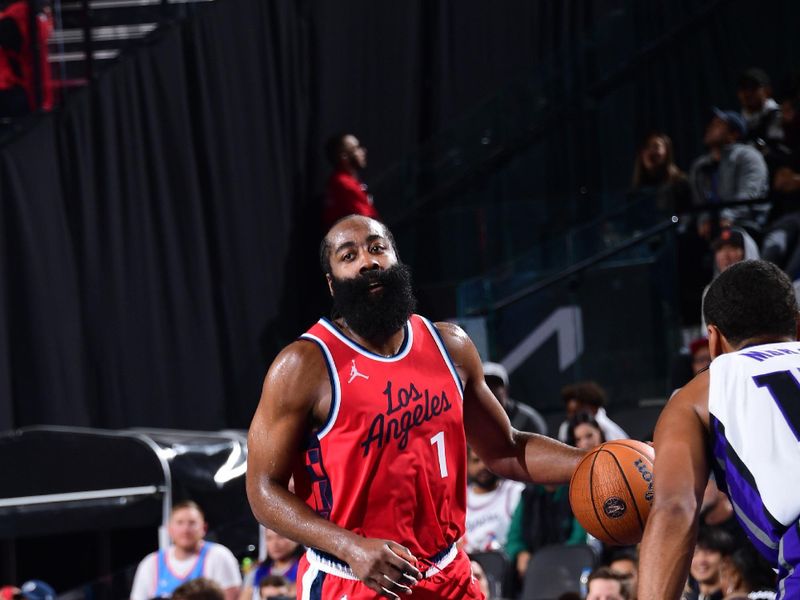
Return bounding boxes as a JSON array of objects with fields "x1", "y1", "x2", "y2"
[
  {"x1": 130, "y1": 501, "x2": 241, "y2": 600},
  {"x1": 719, "y1": 545, "x2": 777, "y2": 600},
  {"x1": 0, "y1": 0, "x2": 53, "y2": 119},
  {"x1": 322, "y1": 133, "x2": 379, "y2": 229},
  {"x1": 505, "y1": 482, "x2": 576, "y2": 586},
  {"x1": 738, "y1": 68, "x2": 783, "y2": 155},
  {"x1": 608, "y1": 549, "x2": 639, "y2": 599},
  {"x1": 172, "y1": 578, "x2": 224, "y2": 600},
  {"x1": 463, "y1": 446, "x2": 524, "y2": 553},
  {"x1": 689, "y1": 109, "x2": 769, "y2": 234},
  {"x1": 684, "y1": 526, "x2": 735, "y2": 600},
  {"x1": 257, "y1": 576, "x2": 291, "y2": 600},
  {"x1": 557, "y1": 381, "x2": 628, "y2": 443},
  {"x1": 630, "y1": 131, "x2": 691, "y2": 213},
  {"x1": 587, "y1": 566, "x2": 632, "y2": 600},
  {"x1": 239, "y1": 529, "x2": 303, "y2": 600},
  {"x1": 700, "y1": 227, "x2": 759, "y2": 329},
  {"x1": 483, "y1": 361, "x2": 548, "y2": 435}
]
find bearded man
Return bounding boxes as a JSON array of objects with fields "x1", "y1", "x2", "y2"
[{"x1": 246, "y1": 215, "x2": 583, "y2": 600}]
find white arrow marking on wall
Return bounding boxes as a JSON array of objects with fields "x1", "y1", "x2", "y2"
[{"x1": 501, "y1": 306, "x2": 584, "y2": 374}]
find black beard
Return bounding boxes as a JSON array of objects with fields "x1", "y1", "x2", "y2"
[
  {"x1": 330, "y1": 263, "x2": 417, "y2": 342},
  {"x1": 472, "y1": 469, "x2": 500, "y2": 491}
]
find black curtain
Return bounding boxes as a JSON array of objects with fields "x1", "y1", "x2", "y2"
[{"x1": 0, "y1": 0, "x2": 310, "y2": 430}]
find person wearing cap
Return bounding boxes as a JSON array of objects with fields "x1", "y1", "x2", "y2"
[
  {"x1": 482, "y1": 361, "x2": 548, "y2": 436},
  {"x1": 737, "y1": 67, "x2": 783, "y2": 151},
  {"x1": 699, "y1": 227, "x2": 759, "y2": 330},
  {"x1": 689, "y1": 108, "x2": 769, "y2": 232}
]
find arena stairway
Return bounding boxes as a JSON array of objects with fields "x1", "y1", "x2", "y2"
[{"x1": 47, "y1": 0, "x2": 214, "y2": 90}]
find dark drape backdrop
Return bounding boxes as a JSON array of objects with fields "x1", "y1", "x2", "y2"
[
  {"x1": 0, "y1": 0, "x2": 632, "y2": 431},
  {"x1": 0, "y1": 0, "x2": 310, "y2": 430}
]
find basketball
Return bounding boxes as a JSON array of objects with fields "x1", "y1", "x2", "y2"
[{"x1": 568, "y1": 440, "x2": 655, "y2": 546}]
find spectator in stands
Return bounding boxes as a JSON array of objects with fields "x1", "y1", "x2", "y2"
[
  {"x1": 239, "y1": 529, "x2": 303, "y2": 600},
  {"x1": 683, "y1": 526, "x2": 735, "y2": 600},
  {"x1": 463, "y1": 446, "x2": 524, "y2": 553},
  {"x1": 630, "y1": 131, "x2": 691, "y2": 213},
  {"x1": 557, "y1": 381, "x2": 627, "y2": 443},
  {"x1": 256, "y1": 576, "x2": 291, "y2": 600},
  {"x1": 566, "y1": 411, "x2": 605, "y2": 450},
  {"x1": 718, "y1": 546, "x2": 777, "y2": 600},
  {"x1": 700, "y1": 227, "x2": 759, "y2": 329},
  {"x1": 130, "y1": 501, "x2": 241, "y2": 600},
  {"x1": 322, "y1": 133, "x2": 379, "y2": 229},
  {"x1": 738, "y1": 68, "x2": 783, "y2": 154},
  {"x1": 0, "y1": 0, "x2": 53, "y2": 118},
  {"x1": 172, "y1": 578, "x2": 224, "y2": 600},
  {"x1": 587, "y1": 566, "x2": 632, "y2": 600},
  {"x1": 505, "y1": 481, "x2": 577, "y2": 586},
  {"x1": 483, "y1": 361, "x2": 548, "y2": 435},
  {"x1": 689, "y1": 109, "x2": 769, "y2": 233},
  {"x1": 608, "y1": 549, "x2": 639, "y2": 599}
]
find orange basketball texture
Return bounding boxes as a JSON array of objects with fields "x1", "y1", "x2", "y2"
[{"x1": 568, "y1": 440, "x2": 655, "y2": 546}]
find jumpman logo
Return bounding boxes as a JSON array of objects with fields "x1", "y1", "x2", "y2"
[{"x1": 348, "y1": 359, "x2": 369, "y2": 384}]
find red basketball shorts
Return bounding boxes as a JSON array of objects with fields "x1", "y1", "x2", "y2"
[{"x1": 295, "y1": 546, "x2": 484, "y2": 600}]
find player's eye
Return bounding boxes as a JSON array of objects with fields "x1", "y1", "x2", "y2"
[{"x1": 370, "y1": 244, "x2": 386, "y2": 253}]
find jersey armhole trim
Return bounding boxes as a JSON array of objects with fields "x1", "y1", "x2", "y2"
[
  {"x1": 299, "y1": 333, "x2": 341, "y2": 439},
  {"x1": 419, "y1": 316, "x2": 465, "y2": 399}
]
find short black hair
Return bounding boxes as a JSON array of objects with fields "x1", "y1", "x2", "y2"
[
  {"x1": 703, "y1": 260, "x2": 798, "y2": 346},
  {"x1": 726, "y1": 545, "x2": 777, "y2": 591},
  {"x1": 588, "y1": 567, "x2": 632, "y2": 600},
  {"x1": 560, "y1": 381, "x2": 607, "y2": 408},
  {"x1": 171, "y1": 578, "x2": 223, "y2": 600},
  {"x1": 324, "y1": 133, "x2": 350, "y2": 167},
  {"x1": 318, "y1": 216, "x2": 399, "y2": 275},
  {"x1": 695, "y1": 525, "x2": 735, "y2": 555}
]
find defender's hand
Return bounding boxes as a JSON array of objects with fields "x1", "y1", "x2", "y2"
[{"x1": 345, "y1": 538, "x2": 423, "y2": 598}]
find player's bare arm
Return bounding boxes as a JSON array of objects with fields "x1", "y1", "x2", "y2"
[
  {"x1": 435, "y1": 321, "x2": 583, "y2": 484},
  {"x1": 246, "y1": 340, "x2": 422, "y2": 598},
  {"x1": 638, "y1": 370, "x2": 711, "y2": 600}
]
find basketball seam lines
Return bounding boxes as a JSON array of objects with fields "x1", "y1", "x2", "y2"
[
  {"x1": 589, "y1": 450, "x2": 623, "y2": 546},
  {"x1": 604, "y1": 446, "x2": 646, "y2": 533}
]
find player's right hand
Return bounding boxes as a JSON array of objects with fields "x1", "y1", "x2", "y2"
[{"x1": 345, "y1": 538, "x2": 423, "y2": 598}]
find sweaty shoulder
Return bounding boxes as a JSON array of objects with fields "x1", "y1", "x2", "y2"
[
  {"x1": 432, "y1": 321, "x2": 481, "y2": 381},
  {"x1": 261, "y1": 339, "x2": 331, "y2": 423}
]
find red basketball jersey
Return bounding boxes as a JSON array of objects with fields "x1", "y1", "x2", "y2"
[{"x1": 294, "y1": 314, "x2": 467, "y2": 558}]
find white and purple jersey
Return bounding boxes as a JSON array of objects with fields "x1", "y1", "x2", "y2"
[{"x1": 708, "y1": 342, "x2": 800, "y2": 599}]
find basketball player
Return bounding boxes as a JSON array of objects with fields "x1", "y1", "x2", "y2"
[
  {"x1": 638, "y1": 260, "x2": 800, "y2": 600},
  {"x1": 246, "y1": 216, "x2": 584, "y2": 599}
]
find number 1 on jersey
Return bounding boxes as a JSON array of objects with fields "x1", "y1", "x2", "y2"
[{"x1": 430, "y1": 431, "x2": 449, "y2": 478}]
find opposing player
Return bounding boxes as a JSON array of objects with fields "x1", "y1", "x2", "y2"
[
  {"x1": 246, "y1": 215, "x2": 584, "y2": 599},
  {"x1": 639, "y1": 260, "x2": 800, "y2": 599}
]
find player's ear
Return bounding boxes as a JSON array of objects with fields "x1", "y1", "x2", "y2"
[
  {"x1": 326, "y1": 273, "x2": 334, "y2": 296},
  {"x1": 708, "y1": 324, "x2": 724, "y2": 359}
]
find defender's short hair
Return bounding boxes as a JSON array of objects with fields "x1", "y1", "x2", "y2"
[{"x1": 703, "y1": 260, "x2": 798, "y2": 346}]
